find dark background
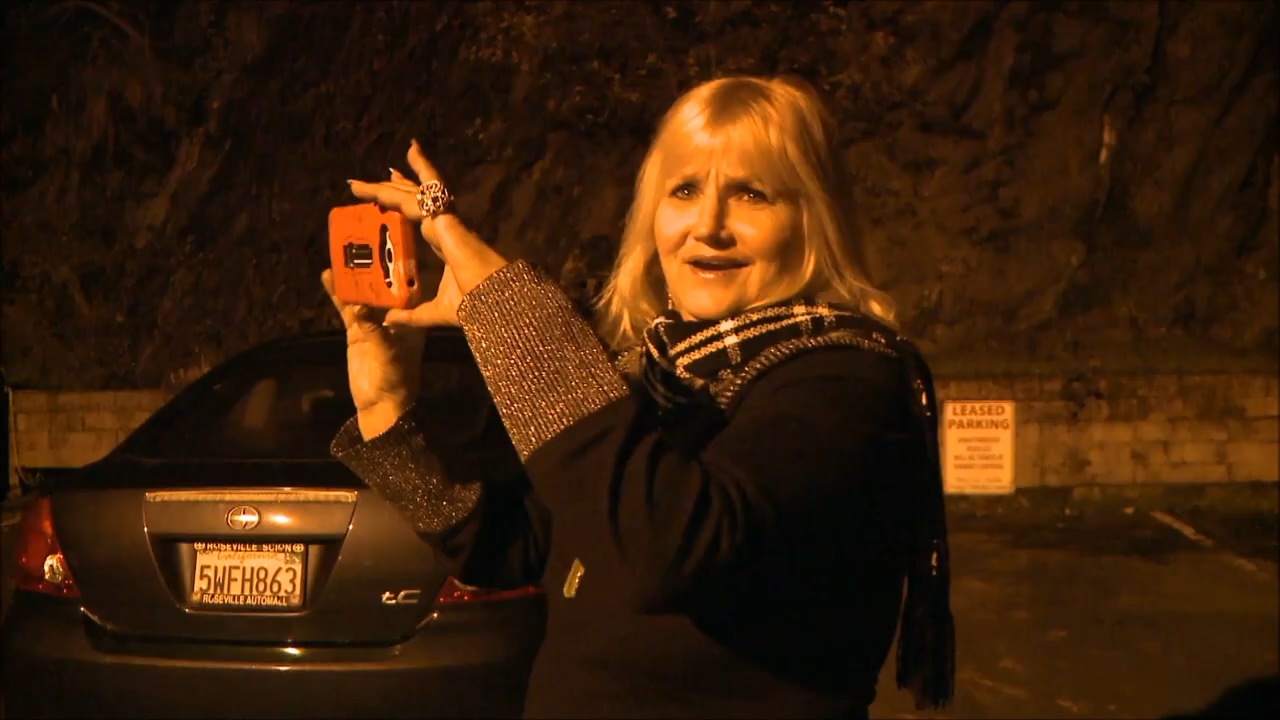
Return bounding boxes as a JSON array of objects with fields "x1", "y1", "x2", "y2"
[{"x1": 2, "y1": 0, "x2": 1276, "y2": 390}]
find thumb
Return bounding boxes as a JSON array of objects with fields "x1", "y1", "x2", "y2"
[{"x1": 384, "y1": 299, "x2": 455, "y2": 328}]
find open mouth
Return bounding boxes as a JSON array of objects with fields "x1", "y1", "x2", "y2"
[{"x1": 687, "y1": 257, "x2": 750, "y2": 277}]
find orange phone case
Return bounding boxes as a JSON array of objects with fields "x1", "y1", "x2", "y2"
[{"x1": 328, "y1": 204, "x2": 422, "y2": 309}]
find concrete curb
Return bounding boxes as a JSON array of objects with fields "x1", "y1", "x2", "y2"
[{"x1": 946, "y1": 481, "x2": 1279, "y2": 518}]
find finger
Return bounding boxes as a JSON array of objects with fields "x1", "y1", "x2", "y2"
[
  {"x1": 384, "y1": 300, "x2": 451, "y2": 329},
  {"x1": 388, "y1": 167, "x2": 417, "y2": 189},
  {"x1": 321, "y1": 269, "x2": 358, "y2": 330},
  {"x1": 321, "y1": 269, "x2": 344, "y2": 314},
  {"x1": 351, "y1": 303, "x2": 389, "y2": 332},
  {"x1": 348, "y1": 179, "x2": 421, "y2": 219},
  {"x1": 406, "y1": 139, "x2": 441, "y2": 185},
  {"x1": 323, "y1": 268, "x2": 392, "y2": 335}
]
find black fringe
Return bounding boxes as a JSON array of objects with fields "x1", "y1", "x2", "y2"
[
  {"x1": 894, "y1": 351, "x2": 957, "y2": 710},
  {"x1": 896, "y1": 535, "x2": 956, "y2": 710}
]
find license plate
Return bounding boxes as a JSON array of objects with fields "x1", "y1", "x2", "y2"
[{"x1": 190, "y1": 542, "x2": 305, "y2": 609}]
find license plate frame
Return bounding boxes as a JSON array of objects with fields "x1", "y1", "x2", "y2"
[{"x1": 189, "y1": 541, "x2": 306, "y2": 610}]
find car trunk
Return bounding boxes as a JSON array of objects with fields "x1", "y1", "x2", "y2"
[{"x1": 50, "y1": 459, "x2": 449, "y2": 646}]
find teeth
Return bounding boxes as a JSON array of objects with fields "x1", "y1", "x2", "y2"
[{"x1": 690, "y1": 260, "x2": 744, "y2": 270}]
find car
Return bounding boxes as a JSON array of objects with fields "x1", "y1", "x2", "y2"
[{"x1": 1, "y1": 329, "x2": 547, "y2": 719}]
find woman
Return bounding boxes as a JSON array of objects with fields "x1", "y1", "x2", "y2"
[{"x1": 322, "y1": 75, "x2": 954, "y2": 719}]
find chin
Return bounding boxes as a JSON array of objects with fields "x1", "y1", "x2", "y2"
[{"x1": 678, "y1": 297, "x2": 747, "y2": 322}]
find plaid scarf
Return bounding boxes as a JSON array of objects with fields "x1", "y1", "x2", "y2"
[
  {"x1": 640, "y1": 297, "x2": 875, "y2": 409},
  {"x1": 639, "y1": 297, "x2": 956, "y2": 710}
]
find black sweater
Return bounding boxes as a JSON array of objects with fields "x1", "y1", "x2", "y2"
[
  {"x1": 335, "y1": 263, "x2": 924, "y2": 719},
  {"x1": 433, "y1": 345, "x2": 916, "y2": 718}
]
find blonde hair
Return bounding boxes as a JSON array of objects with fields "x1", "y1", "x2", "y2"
[{"x1": 595, "y1": 75, "x2": 897, "y2": 351}]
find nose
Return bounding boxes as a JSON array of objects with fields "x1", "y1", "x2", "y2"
[{"x1": 692, "y1": 188, "x2": 732, "y2": 249}]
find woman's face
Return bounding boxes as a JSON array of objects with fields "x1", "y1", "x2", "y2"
[{"x1": 653, "y1": 150, "x2": 804, "y2": 321}]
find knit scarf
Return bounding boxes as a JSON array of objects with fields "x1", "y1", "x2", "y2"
[
  {"x1": 640, "y1": 297, "x2": 874, "y2": 408},
  {"x1": 640, "y1": 297, "x2": 957, "y2": 711}
]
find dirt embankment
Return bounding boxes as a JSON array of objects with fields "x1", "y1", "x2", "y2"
[{"x1": 2, "y1": 1, "x2": 1275, "y2": 388}]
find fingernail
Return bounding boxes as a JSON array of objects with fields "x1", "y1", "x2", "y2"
[
  {"x1": 388, "y1": 167, "x2": 398, "y2": 177},
  {"x1": 346, "y1": 179, "x2": 355, "y2": 185}
]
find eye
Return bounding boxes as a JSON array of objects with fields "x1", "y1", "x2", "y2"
[
  {"x1": 670, "y1": 182, "x2": 698, "y2": 200},
  {"x1": 737, "y1": 186, "x2": 770, "y2": 204}
]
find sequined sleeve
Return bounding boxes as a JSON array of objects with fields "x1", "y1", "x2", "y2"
[
  {"x1": 456, "y1": 260, "x2": 631, "y2": 460},
  {"x1": 330, "y1": 406, "x2": 482, "y2": 534}
]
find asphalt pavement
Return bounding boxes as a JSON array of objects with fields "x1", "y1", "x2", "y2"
[
  {"x1": 870, "y1": 506, "x2": 1278, "y2": 719},
  {"x1": 2, "y1": 495, "x2": 1277, "y2": 719}
]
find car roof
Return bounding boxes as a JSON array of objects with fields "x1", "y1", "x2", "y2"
[
  {"x1": 165, "y1": 327, "x2": 472, "y2": 398},
  {"x1": 111, "y1": 327, "x2": 474, "y2": 461}
]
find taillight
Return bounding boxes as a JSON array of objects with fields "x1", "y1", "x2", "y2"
[
  {"x1": 13, "y1": 496, "x2": 80, "y2": 598},
  {"x1": 433, "y1": 577, "x2": 541, "y2": 605}
]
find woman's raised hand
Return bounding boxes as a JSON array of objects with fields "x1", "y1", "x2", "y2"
[
  {"x1": 347, "y1": 140, "x2": 509, "y2": 328},
  {"x1": 320, "y1": 265, "x2": 424, "y2": 440}
]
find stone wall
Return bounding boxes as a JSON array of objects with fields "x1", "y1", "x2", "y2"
[
  {"x1": 937, "y1": 374, "x2": 1279, "y2": 487},
  {"x1": 8, "y1": 390, "x2": 170, "y2": 491},
  {"x1": 5, "y1": 3, "x2": 1277, "y2": 390},
  {"x1": 6, "y1": 373, "x2": 1279, "y2": 495}
]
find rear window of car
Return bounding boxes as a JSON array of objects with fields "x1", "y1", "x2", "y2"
[{"x1": 122, "y1": 343, "x2": 490, "y2": 461}]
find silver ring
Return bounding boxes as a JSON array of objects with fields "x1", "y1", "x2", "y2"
[{"x1": 415, "y1": 180, "x2": 454, "y2": 220}]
